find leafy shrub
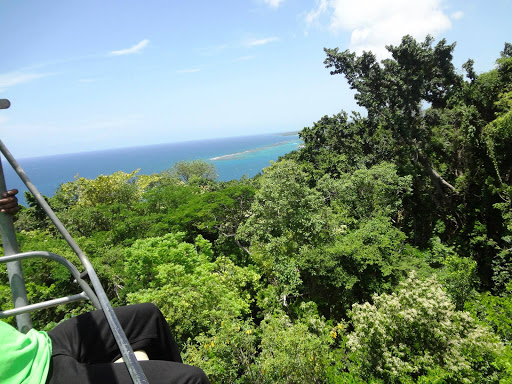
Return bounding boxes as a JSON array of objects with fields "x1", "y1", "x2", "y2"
[{"x1": 347, "y1": 272, "x2": 507, "y2": 383}]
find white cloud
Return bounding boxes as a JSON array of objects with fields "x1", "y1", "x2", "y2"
[
  {"x1": 0, "y1": 72, "x2": 49, "y2": 91},
  {"x1": 263, "y1": 0, "x2": 285, "y2": 8},
  {"x1": 247, "y1": 37, "x2": 279, "y2": 46},
  {"x1": 306, "y1": 0, "x2": 453, "y2": 59},
  {"x1": 305, "y1": 0, "x2": 328, "y2": 26},
  {"x1": 451, "y1": 11, "x2": 464, "y2": 20},
  {"x1": 110, "y1": 39, "x2": 150, "y2": 56}
]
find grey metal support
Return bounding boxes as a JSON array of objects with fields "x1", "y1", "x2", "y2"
[
  {"x1": 0, "y1": 292, "x2": 90, "y2": 318},
  {"x1": 0, "y1": 251, "x2": 101, "y2": 313},
  {"x1": 0, "y1": 150, "x2": 33, "y2": 333},
  {"x1": 0, "y1": 98, "x2": 32, "y2": 333}
]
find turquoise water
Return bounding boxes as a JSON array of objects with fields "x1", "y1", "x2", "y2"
[{"x1": 3, "y1": 133, "x2": 302, "y2": 206}]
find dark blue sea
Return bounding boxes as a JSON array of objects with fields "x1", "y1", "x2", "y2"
[{"x1": 2, "y1": 133, "x2": 302, "y2": 206}]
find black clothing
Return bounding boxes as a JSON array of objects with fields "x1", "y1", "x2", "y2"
[{"x1": 46, "y1": 303, "x2": 209, "y2": 384}]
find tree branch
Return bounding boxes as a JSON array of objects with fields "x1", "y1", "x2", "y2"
[
  {"x1": 219, "y1": 230, "x2": 252, "y2": 255},
  {"x1": 416, "y1": 150, "x2": 458, "y2": 194}
]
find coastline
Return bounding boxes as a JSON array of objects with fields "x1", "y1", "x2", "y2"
[{"x1": 209, "y1": 139, "x2": 300, "y2": 161}]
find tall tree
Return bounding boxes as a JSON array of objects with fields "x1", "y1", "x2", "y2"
[{"x1": 324, "y1": 35, "x2": 461, "y2": 203}]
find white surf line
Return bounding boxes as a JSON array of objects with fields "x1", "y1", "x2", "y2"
[
  {"x1": 209, "y1": 140, "x2": 296, "y2": 161},
  {"x1": 210, "y1": 149, "x2": 254, "y2": 161}
]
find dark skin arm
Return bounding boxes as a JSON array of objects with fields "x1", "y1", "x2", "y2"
[{"x1": 0, "y1": 189, "x2": 19, "y2": 214}]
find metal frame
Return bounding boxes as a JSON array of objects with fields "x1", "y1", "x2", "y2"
[
  {"x1": 0, "y1": 99, "x2": 149, "y2": 384},
  {"x1": 0, "y1": 251, "x2": 101, "y2": 318}
]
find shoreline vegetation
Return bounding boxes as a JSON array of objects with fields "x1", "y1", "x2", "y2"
[
  {"x1": 279, "y1": 131, "x2": 301, "y2": 136},
  {"x1": 2, "y1": 36, "x2": 512, "y2": 383}
]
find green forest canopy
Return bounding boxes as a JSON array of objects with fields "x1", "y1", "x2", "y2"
[{"x1": 2, "y1": 36, "x2": 512, "y2": 383}]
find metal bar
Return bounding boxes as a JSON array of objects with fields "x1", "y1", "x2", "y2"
[
  {"x1": 0, "y1": 292, "x2": 89, "y2": 319},
  {"x1": 0, "y1": 157, "x2": 33, "y2": 333},
  {"x1": 0, "y1": 251, "x2": 101, "y2": 309},
  {"x1": 0, "y1": 139, "x2": 149, "y2": 384}
]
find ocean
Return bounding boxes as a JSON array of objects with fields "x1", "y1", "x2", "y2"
[{"x1": 2, "y1": 132, "x2": 302, "y2": 206}]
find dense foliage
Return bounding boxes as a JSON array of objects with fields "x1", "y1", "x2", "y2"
[{"x1": 2, "y1": 36, "x2": 511, "y2": 383}]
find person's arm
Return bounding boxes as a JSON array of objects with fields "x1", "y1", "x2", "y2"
[{"x1": 0, "y1": 189, "x2": 19, "y2": 214}]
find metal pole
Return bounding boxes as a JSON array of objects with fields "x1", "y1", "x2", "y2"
[
  {"x1": 0, "y1": 99, "x2": 32, "y2": 333},
  {"x1": 0, "y1": 156, "x2": 33, "y2": 333}
]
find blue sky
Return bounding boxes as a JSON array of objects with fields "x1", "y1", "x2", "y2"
[{"x1": 0, "y1": 0, "x2": 510, "y2": 158}]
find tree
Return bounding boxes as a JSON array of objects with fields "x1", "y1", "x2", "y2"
[
  {"x1": 184, "y1": 318, "x2": 259, "y2": 383},
  {"x1": 185, "y1": 302, "x2": 341, "y2": 384},
  {"x1": 57, "y1": 170, "x2": 141, "y2": 207},
  {"x1": 316, "y1": 163, "x2": 412, "y2": 225},
  {"x1": 324, "y1": 35, "x2": 461, "y2": 199},
  {"x1": 238, "y1": 160, "x2": 329, "y2": 246},
  {"x1": 322, "y1": 36, "x2": 467, "y2": 248},
  {"x1": 298, "y1": 111, "x2": 379, "y2": 177},
  {"x1": 124, "y1": 233, "x2": 260, "y2": 344},
  {"x1": 466, "y1": 286, "x2": 512, "y2": 344},
  {"x1": 347, "y1": 272, "x2": 507, "y2": 383},
  {"x1": 168, "y1": 160, "x2": 218, "y2": 185},
  {"x1": 298, "y1": 216, "x2": 413, "y2": 317},
  {"x1": 195, "y1": 181, "x2": 256, "y2": 260},
  {"x1": 237, "y1": 160, "x2": 331, "y2": 306},
  {"x1": 253, "y1": 303, "x2": 335, "y2": 384}
]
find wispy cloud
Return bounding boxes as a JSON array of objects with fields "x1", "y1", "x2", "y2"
[
  {"x1": 0, "y1": 71, "x2": 50, "y2": 92},
  {"x1": 110, "y1": 39, "x2": 150, "y2": 56},
  {"x1": 263, "y1": 0, "x2": 285, "y2": 8},
  {"x1": 451, "y1": 11, "x2": 464, "y2": 20},
  {"x1": 176, "y1": 68, "x2": 201, "y2": 73},
  {"x1": 305, "y1": 0, "x2": 328, "y2": 26},
  {"x1": 247, "y1": 37, "x2": 279, "y2": 46},
  {"x1": 305, "y1": 0, "x2": 453, "y2": 59}
]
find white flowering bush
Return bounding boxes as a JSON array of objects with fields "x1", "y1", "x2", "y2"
[{"x1": 347, "y1": 272, "x2": 506, "y2": 383}]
